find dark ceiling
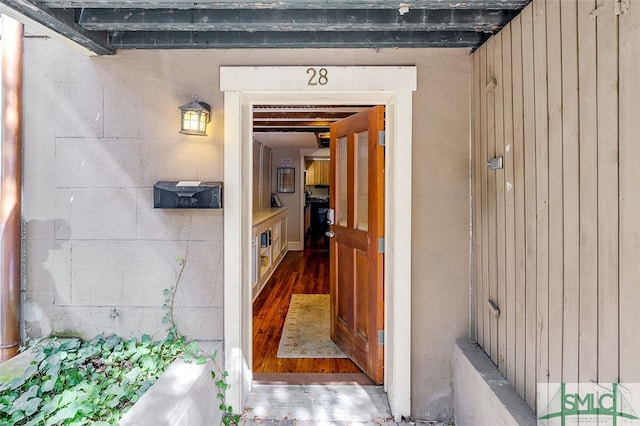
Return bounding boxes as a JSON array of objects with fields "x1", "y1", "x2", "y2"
[
  {"x1": 2, "y1": 0, "x2": 531, "y2": 147},
  {"x1": 253, "y1": 105, "x2": 370, "y2": 132},
  {"x1": 254, "y1": 104, "x2": 372, "y2": 148},
  {"x1": 2, "y1": 0, "x2": 531, "y2": 55}
]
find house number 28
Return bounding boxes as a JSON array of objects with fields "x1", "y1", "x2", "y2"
[{"x1": 307, "y1": 67, "x2": 329, "y2": 86}]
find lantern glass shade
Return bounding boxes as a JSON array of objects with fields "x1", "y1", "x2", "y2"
[{"x1": 179, "y1": 99, "x2": 211, "y2": 136}]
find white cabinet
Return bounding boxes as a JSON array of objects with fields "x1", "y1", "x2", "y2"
[{"x1": 252, "y1": 208, "x2": 288, "y2": 299}]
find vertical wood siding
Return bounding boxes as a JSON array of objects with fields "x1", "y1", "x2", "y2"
[
  {"x1": 620, "y1": 0, "x2": 640, "y2": 385},
  {"x1": 471, "y1": 0, "x2": 640, "y2": 411}
]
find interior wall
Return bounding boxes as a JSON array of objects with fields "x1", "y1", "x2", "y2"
[
  {"x1": 270, "y1": 147, "x2": 302, "y2": 246},
  {"x1": 471, "y1": 0, "x2": 640, "y2": 413},
  {"x1": 252, "y1": 139, "x2": 272, "y2": 213},
  {"x1": 22, "y1": 39, "x2": 470, "y2": 420},
  {"x1": 252, "y1": 139, "x2": 261, "y2": 213}
]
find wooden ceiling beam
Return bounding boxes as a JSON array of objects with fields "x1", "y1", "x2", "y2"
[
  {"x1": 109, "y1": 29, "x2": 488, "y2": 49},
  {"x1": 254, "y1": 112, "x2": 357, "y2": 120},
  {"x1": 79, "y1": 8, "x2": 517, "y2": 32},
  {"x1": 254, "y1": 106, "x2": 371, "y2": 113},
  {"x1": 254, "y1": 120, "x2": 334, "y2": 127},
  {"x1": 0, "y1": 0, "x2": 113, "y2": 55},
  {"x1": 5, "y1": 0, "x2": 530, "y2": 52},
  {"x1": 253, "y1": 127, "x2": 331, "y2": 134},
  {"x1": 42, "y1": 0, "x2": 531, "y2": 10}
]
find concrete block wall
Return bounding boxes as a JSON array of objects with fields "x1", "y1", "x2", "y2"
[{"x1": 23, "y1": 37, "x2": 224, "y2": 341}]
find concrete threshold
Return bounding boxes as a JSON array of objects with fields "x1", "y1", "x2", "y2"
[
  {"x1": 242, "y1": 382, "x2": 454, "y2": 425},
  {"x1": 244, "y1": 383, "x2": 392, "y2": 421}
]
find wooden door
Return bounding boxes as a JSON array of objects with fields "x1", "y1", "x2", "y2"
[{"x1": 329, "y1": 105, "x2": 384, "y2": 384}]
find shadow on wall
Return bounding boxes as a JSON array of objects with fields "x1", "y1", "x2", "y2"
[{"x1": 23, "y1": 219, "x2": 70, "y2": 339}]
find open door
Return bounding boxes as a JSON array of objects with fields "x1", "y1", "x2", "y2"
[{"x1": 329, "y1": 106, "x2": 384, "y2": 384}]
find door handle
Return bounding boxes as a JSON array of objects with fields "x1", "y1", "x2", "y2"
[
  {"x1": 326, "y1": 208, "x2": 335, "y2": 237},
  {"x1": 327, "y1": 208, "x2": 335, "y2": 225}
]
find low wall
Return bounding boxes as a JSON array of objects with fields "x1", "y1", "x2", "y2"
[
  {"x1": 120, "y1": 355, "x2": 221, "y2": 425},
  {"x1": 0, "y1": 340, "x2": 224, "y2": 425},
  {"x1": 0, "y1": 349, "x2": 36, "y2": 383},
  {"x1": 453, "y1": 340, "x2": 537, "y2": 426}
]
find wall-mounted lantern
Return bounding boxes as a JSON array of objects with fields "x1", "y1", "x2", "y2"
[{"x1": 179, "y1": 97, "x2": 211, "y2": 136}]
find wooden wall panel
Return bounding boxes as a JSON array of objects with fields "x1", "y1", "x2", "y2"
[
  {"x1": 546, "y1": 0, "x2": 563, "y2": 386},
  {"x1": 493, "y1": 32, "x2": 507, "y2": 373},
  {"x1": 520, "y1": 5, "x2": 537, "y2": 407},
  {"x1": 596, "y1": 0, "x2": 620, "y2": 384},
  {"x1": 486, "y1": 37, "x2": 499, "y2": 365},
  {"x1": 471, "y1": 0, "x2": 634, "y2": 412},
  {"x1": 479, "y1": 44, "x2": 490, "y2": 353},
  {"x1": 501, "y1": 24, "x2": 516, "y2": 387},
  {"x1": 619, "y1": 0, "x2": 640, "y2": 384},
  {"x1": 559, "y1": 0, "x2": 580, "y2": 386},
  {"x1": 510, "y1": 15, "x2": 527, "y2": 398},
  {"x1": 577, "y1": 0, "x2": 599, "y2": 385},
  {"x1": 533, "y1": 2, "x2": 549, "y2": 408},
  {"x1": 472, "y1": 51, "x2": 482, "y2": 343}
]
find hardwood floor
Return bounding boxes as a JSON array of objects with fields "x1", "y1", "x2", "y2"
[{"x1": 252, "y1": 239, "x2": 361, "y2": 374}]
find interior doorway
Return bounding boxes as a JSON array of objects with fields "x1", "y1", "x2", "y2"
[
  {"x1": 221, "y1": 66, "x2": 416, "y2": 419},
  {"x1": 251, "y1": 105, "x2": 384, "y2": 380},
  {"x1": 251, "y1": 136, "x2": 355, "y2": 375}
]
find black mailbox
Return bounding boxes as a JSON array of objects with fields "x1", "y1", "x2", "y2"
[{"x1": 153, "y1": 181, "x2": 223, "y2": 209}]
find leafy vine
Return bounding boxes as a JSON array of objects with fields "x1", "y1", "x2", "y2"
[
  {"x1": 162, "y1": 255, "x2": 240, "y2": 426},
  {"x1": 0, "y1": 334, "x2": 185, "y2": 425}
]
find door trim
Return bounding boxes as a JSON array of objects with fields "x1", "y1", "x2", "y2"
[{"x1": 221, "y1": 66, "x2": 416, "y2": 419}]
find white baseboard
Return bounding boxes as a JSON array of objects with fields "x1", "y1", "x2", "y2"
[{"x1": 288, "y1": 241, "x2": 303, "y2": 251}]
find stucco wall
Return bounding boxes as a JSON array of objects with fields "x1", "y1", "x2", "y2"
[
  {"x1": 410, "y1": 50, "x2": 471, "y2": 421},
  {"x1": 22, "y1": 39, "x2": 470, "y2": 419}
]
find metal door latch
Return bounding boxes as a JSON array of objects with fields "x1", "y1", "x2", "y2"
[{"x1": 487, "y1": 157, "x2": 504, "y2": 170}]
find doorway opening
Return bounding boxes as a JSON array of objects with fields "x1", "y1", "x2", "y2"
[
  {"x1": 221, "y1": 66, "x2": 416, "y2": 418},
  {"x1": 251, "y1": 105, "x2": 378, "y2": 379}
]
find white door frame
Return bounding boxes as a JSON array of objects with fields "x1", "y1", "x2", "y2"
[{"x1": 221, "y1": 66, "x2": 416, "y2": 419}]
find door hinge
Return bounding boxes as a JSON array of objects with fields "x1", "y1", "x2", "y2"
[
  {"x1": 378, "y1": 130, "x2": 385, "y2": 146},
  {"x1": 378, "y1": 237, "x2": 385, "y2": 253},
  {"x1": 378, "y1": 330, "x2": 384, "y2": 345}
]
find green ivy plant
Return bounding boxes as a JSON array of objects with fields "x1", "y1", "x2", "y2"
[
  {"x1": 0, "y1": 255, "x2": 239, "y2": 426},
  {"x1": 0, "y1": 333, "x2": 184, "y2": 425}
]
